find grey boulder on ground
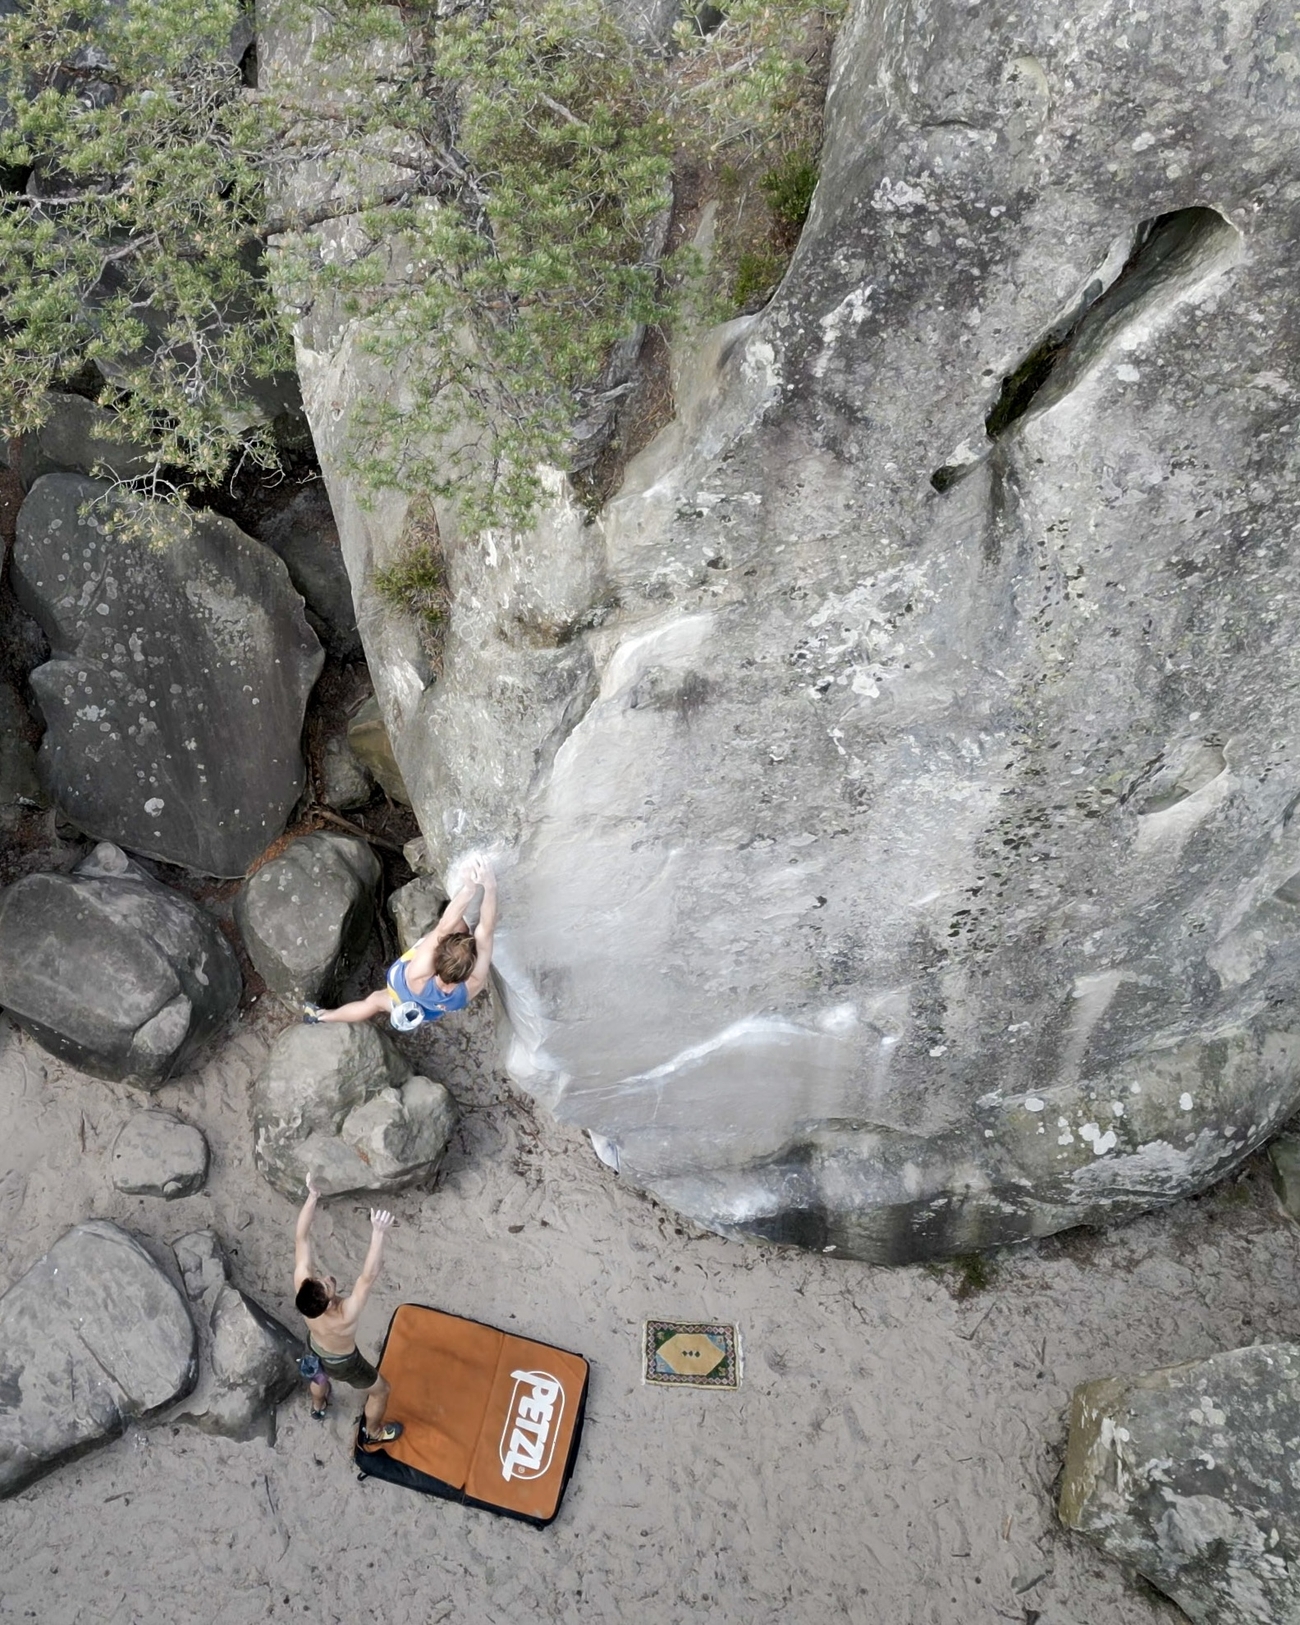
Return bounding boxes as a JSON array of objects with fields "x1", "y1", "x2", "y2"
[
  {"x1": 169, "y1": 1231, "x2": 298, "y2": 1442},
  {"x1": 252, "y1": 1022, "x2": 456, "y2": 1200},
  {"x1": 235, "y1": 833, "x2": 380, "y2": 1002},
  {"x1": 0, "y1": 842, "x2": 241, "y2": 1088},
  {"x1": 387, "y1": 875, "x2": 444, "y2": 952},
  {"x1": 10, "y1": 474, "x2": 323, "y2": 876},
  {"x1": 1060, "y1": 1344, "x2": 1300, "y2": 1624},
  {"x1": 254, "y1": 480, "x2": 362, "y2": 659},
  {"x1": 0, "y1": 681, "x2": 44, "y2": 831},
  {"x1": 0, "y1": 1220, "x2": 196, "y2": 1497},
  {"x1": 110, "y1": 1110, "x2": 209, "y2": 1199},
  {"x1": 346, "y1": 697, "x2": 411, "y2": 805}
]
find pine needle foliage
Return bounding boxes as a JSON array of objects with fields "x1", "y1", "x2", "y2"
[
  {"x1": 0, "y1": 0, "x2": 842, "y2": 529},
  {"x1": 0, "y1": 0, "x2": 290, "y2": 488},
  {"x1": 284, "y1": 0, "x2": 676, "y2": 530},
  {"x1": 670, "y1": 0, "x2": 845, "y2": 161}
]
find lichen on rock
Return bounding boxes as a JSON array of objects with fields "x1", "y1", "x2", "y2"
[{"x1": 1060, "y1": 1344, "x2": 1300, "y2": 1624}]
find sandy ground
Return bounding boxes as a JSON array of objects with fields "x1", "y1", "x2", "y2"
[{"x1": 1, "y1": 995, "x2": 1298, "y2": 1625}]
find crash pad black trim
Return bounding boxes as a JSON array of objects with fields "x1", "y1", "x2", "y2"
[{"x1": 353, "y1": 1302, "x2": 589, "y2": 1529}]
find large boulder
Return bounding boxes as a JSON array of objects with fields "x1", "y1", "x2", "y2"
[
  {"x1": 110, "y1": 1110, "x2": 209, "y2": 1199},
  {"x1": 235, "y1": 832, "x2": 380, "y2": 1002},
  {"x1": 10, "y1": 474, "x2": 324, "y2": 876},
  {"x1": 0, "y1": 842, "x2": 241, "y2": 1087},
  {"x1": 1059, "y1": 1344, "x2": 1300, "y2": 1624},
  {"x1": 252, "y1": 1021, "x2": 456, "y2": 1200},
  {"x1": 18, "y1": 393, "x2": 157, "y2": 489},
  {"x1": 0, "y1": 1220, "x2": 196, "y2": 1497},
  {"x1": 169, "y1": 1231, "x2": 299, "y2": 1442},
  {"x1": 253, "y1": 480, "x2": 362, "y2": 659},
  {"x1": 279, "y1": 0, "x2": 1300, "y2": 1257}
]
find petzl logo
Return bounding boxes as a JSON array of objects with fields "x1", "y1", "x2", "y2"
[{"x1": 500, "y1": 1369, "x2": 565, "y2": 1482}]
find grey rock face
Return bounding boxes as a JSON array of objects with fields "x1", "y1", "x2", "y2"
[
  {"x1": 110, "y1": 1110, "x2": 209, "y2": 1199},
  {"x1": 19, "y1": 393, "x2": 158, "y2": 489},
  {"x1": 346, "y1": 697, "x2": 411, "y2": 805},
  {"x1": 11, "y1": 474, "x2": 324, "y2": 876},
  {"x1": 387, "y1": 875, "x2": 444, "y2": 952},
  {"x1": 282, "y1": 0, "x2": 1300, "y2": 1257},
  {"x1": 1269, "y1": 1135, "x2": 1300, "y2": 1225},
  {"x1": 252, "y1": 1022, "x2": 456, "y2": 1200},
  {"x1": 0, "y1": 681, "x2": 44, "y2": 831},
  {"x1": 0, "y1": 843, "x2": 241, "y2": 1088},
  {"x1": 169, "y1": 1231, "x2": 298, "y2": 1442},
  {"x1": 0, "y1": 1220, "x2": 196, "y2": 1497},
  {"x1": 235, "y1": 833, "x2": 380, "y2": 1002},
  {"x1": 402, "y1": 836, "x2": 430, "y2": 873},
  {"x1": 253, "y1": 480, "x2": 362, "y2": 659},
  {"x1": 1059, "y1": 1345, "x2": 1300, "y2": 1624},
  {"x1": 318, "y1": 732, "x2": 373, "y2": 811}
]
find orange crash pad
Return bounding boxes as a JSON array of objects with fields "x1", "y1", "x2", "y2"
[{"x1": 354, "y1": 1303, "x2": 589, "y2": 1527}]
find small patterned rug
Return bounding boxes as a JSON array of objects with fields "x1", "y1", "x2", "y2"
[{"x1": 643, "y1": 1320, "x2": 740, "y2": 1389}]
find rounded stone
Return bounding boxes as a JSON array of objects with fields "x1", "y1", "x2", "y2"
[
  {"x1": 111, "y1": 1111, "x2": 209, "y2": 1199},
  {"x1": 235, "y1": 832, "x2": 381, "y2": 1002}
]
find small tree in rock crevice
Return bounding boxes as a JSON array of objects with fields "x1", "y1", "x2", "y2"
[{"x1": 0, "y1": 0, "x2": 842, "y2": 530}]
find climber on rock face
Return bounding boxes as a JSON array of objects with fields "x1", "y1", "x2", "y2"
[{"x1": 302, "y1": 857, "x2": 497, "y2": 1030}]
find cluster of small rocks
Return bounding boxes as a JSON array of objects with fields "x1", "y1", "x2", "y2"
[
  {"x1": 0, "y1": 396, "x2": 456, "y2": 1184},
  {"x1": 0, "y1": 398, "x2": 459, "y2": 1501},
  {"x1": 254, "y1": 1022, "x2": 456, "y2": 1201}
]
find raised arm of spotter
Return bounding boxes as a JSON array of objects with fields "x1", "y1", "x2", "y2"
[
  {"x1": 342, "y1": 1208, "x2": 395, "y2": 1319},
  {"x1": 293, "y1": 1174, "x2": 320, "y2": 1288}
]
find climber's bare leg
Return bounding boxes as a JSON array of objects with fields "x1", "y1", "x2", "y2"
[
  {"x1": 306, "y1": 989, "x2": 391, "y2": 1024},
  {"x1": 362, "y1": 1373, "x2": 391, "y2": 1432}
]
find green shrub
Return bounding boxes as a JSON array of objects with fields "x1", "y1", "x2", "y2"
[
  {"x1": 370, "y1": 499, "x2": 449, "y2": 648},
  {"x1": 372, "y1": 548, "x2": 446, "y2": 622},
  {"x1": 672, "y1": 5, "x2": 838, "y2": 321},
  {"x1": 670, "y1": 0, "x2": 846, "y2": 159},
  {"x1": 372, "y1": 546, "x2": 448, "y2": 663},
  {"x1": 732, "y1": 247, "x2": 784, "y2": 309},
  {"x1": 951, "y1": 1252, "x2": 995, "y2": 1299},
  {"x1": 761, "y1": 149, "x2": 819, "y2": 236},
  {"x1": 289, "y1": 0, "x2": 680, "y2": 530}
]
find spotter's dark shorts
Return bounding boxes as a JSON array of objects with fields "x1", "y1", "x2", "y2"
[{"x1": 310, "y1": 1341, "x2": 379, "y2": 1389}]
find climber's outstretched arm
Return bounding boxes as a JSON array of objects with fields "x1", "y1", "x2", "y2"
[
  {"x1": 466, "y1": 861, "x2": 497, "y2": 999},
  {"x1": 406, "y1": 876, "x2": 480, "y2": 982}
]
